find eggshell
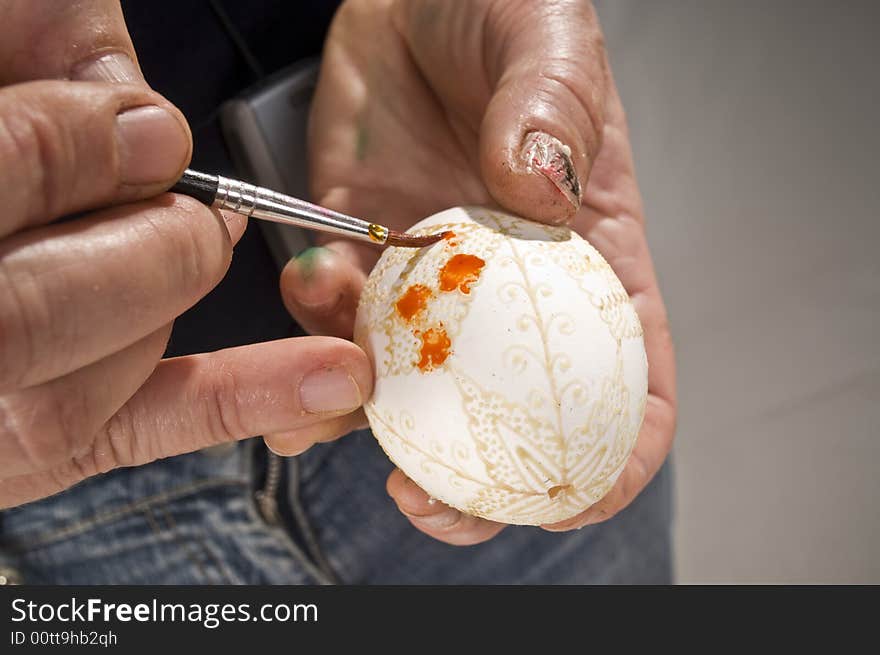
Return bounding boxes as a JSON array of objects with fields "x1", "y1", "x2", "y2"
[{"x1": 354, "y1": 207, "x2": 648, "y2": 525}]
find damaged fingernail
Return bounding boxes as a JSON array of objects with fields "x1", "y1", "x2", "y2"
[
  {"x1": 520, "y1": 130, "x2": 582, "y2": 209},
  {"x1": 408, "y1": 509, "x2": 462, "y2": 530}
]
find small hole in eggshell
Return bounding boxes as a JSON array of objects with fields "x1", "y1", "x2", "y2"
[{"x1": 547, "y1": 484, "x2": 572, "y2": 500}]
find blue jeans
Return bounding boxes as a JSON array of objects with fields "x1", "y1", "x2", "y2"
[{"x1": 0, "y1": 431, "x2": 672, "y2": 584}]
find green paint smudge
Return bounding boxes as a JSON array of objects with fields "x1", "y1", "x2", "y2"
[
  {"x1": 356, "y1": 123, "x2": 370, "y2": 161},
  {"x1": 294, "y1": 246, "x2": 328, "y2": 281}
]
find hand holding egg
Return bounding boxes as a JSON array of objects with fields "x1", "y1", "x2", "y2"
[
  {"x1": 355, "y1": 207, "x2": 648, "y2": 525},
  {"x1": 280, "y1": 0, "x2": 676, "y2": 544}
]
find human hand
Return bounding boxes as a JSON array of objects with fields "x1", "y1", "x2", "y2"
[
  {"x1": 280, "y1": 0, "x2": 676, "y2": 544},
  {"x1": 0, "y1": 1, "x2": 373, "y2": 508}
]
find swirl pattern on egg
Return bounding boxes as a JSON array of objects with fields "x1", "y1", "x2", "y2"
[{"x1": 354, "y1": 207, "x2": 648, "y2": 525}]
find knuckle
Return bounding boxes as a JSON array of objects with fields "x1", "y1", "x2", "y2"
[
  {"x1": 68, "y1": 450, "x2": 99, "y2": 483},
  {"x1": 539, "y1": 65, "x2": 605, "y2": 150},
  {"x1": 202, "y1": 362, "x2": 247, "y2": 444},
  {"x1": 0, "y1": 97, "x2": 73, "y2": 220},
  {"x1": 101, "y1": 402, "x2": 141, "y2": 468},
  {"x1": 0, "y1": 263, "x2": 36, "y2": 390},
  {"x1": 164, "y1": 197, "x2": 231, "y2": 296},
  {"x1": 47, "y1": 456, "x2": 96, "y2": 494},
  {"x1": 0, "y1": 396, "x2": 36, "y2": 468},
  {"x1": 0, "y1": 251, "x2": 77, "y2": 390},
  {"x1": 42, "y1": 384, "x2": 88, "y2": 459}
]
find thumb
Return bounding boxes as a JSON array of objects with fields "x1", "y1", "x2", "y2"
[
  {"x1": 0, "y1": 0, "x2": 144, "y2": 84},
  {"x1": 479, "y1": 0, "x2": 609, "y2": 224}
]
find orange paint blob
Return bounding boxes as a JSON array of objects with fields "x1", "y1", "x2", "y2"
[
  {"x1": 442, "y1": 231, "x2": 459, "y2": 247},
  {"x1": 438, "y1": 254, "x2": 485, "y2": 294},
  {"x1": 416, "y1": 327, "x2": 451, "y2": 371},
  {"x1": 395, "y1": 284, "x2": 432, "y2": 322}
]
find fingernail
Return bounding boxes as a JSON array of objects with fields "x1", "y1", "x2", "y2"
[
  {"x1": 71, "y1": 52, "x2": 143, "y2": 84},
  {"x1": 520, "y1": 130, "x2": 582, "y2": 209},
  {"x1": 264, "y1": 440, "x2": 288, "y2": 457},
  {"x1": 299, "y1": 366, "x2": 363, "y2": 415},
  {"x1": 408, "y1": 508, "x2": 462, "y2": 530},
  {"x1": 264, "y1": 437, "x2": 309, "y2": 458},
  {"x1": 115, "y1": 106, "x2": 189, "y2": 185},
  {"x1": 220, "y1": 211, "x2": 248, "y2": 245},
  {"x1": 289, "y1": 247, "x2": 344, "y2": 311},
  {"x1": 293, "y1": 247, "x2": 330, "y2": 282}
]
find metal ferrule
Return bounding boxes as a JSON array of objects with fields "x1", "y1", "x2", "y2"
[{"x1": 213, "y1": 176, "x2": 388, "y2": 244}]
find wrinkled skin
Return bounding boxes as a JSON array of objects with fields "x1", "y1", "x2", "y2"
[
  {"x1": 0, "y1": 1, "x2": 374, "y2": 509},
  {"x1": 0, "y1": 0, "x2": 676, "y2": 547},
  {"x1": 278, "y1": 0, "x2": 677, "y2": 545}
]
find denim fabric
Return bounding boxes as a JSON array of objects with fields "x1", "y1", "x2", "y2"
[{"x1": 0, "y1": 431, "x2": 672, "y2": 584}]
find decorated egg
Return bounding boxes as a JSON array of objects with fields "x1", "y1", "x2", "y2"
[{"x1": 354, "y1": 207, "x2": 648, "y2": 525}]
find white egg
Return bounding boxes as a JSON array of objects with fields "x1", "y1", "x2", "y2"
[{"x1": 354, "y1": 207, "x2": 648, "y2": 526}]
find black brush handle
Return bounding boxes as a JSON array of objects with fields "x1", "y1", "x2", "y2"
[{"x1": 171, "y1": 169, "x2": 219, "y2": 206}]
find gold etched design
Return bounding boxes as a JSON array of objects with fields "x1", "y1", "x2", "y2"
[
  {"x1": 551, "y1": 236, "x2": 644, "y2": 344},
  {"x1": 452, "y1": 369, "x2": 587, "y2": 524},
  {"x1": 449, "y1": 355, "x2": 638, "y2": 523},
  {"x1": 366, "y1": 406, "x2": 490, "y2": 492},
  {"x1": 446, "y1": 216, "x2": 638, "y2": 522},
  {"x1": 358, "y1": 207, "x2": 647, "y2": 525}
]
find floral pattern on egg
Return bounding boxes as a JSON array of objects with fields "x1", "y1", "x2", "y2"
[{"x1": 354, "y1": 207, "x2": 648, "y2": 526}]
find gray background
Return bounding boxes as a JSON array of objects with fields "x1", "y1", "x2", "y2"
[{"x1": 595, "y1": 0, "x2": 880, "y2": 582}]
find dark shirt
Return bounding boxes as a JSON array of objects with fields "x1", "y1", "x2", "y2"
[{"x1": 122, "y1": 0, "x2": 342, "y2": 356}]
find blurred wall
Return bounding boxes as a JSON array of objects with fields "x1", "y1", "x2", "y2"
[{"x1": 595, "y1": 0, "x2": 880, "y2": 582}]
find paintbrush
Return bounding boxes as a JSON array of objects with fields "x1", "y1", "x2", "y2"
[{"x1": 171, "y1": 168, "x2": 447, "y2": 248}]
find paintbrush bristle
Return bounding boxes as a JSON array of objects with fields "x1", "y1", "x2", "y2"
[{"x1": 386, "y1": 230, "x2": 452, "y2": 248}]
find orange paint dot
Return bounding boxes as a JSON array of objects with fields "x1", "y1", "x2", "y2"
[
  {"x1": 442, "y1": 231, "x2": 459, "y2": 247},
  {"x1": 438, "y1": 254, "x2": 485, "y2": 294},
  {"x1": 416, "y1": 327, "x2": 451, "y2": 371},
  {"x1": 395, "y1": 284, "x2": 432, "y2": 322}
]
